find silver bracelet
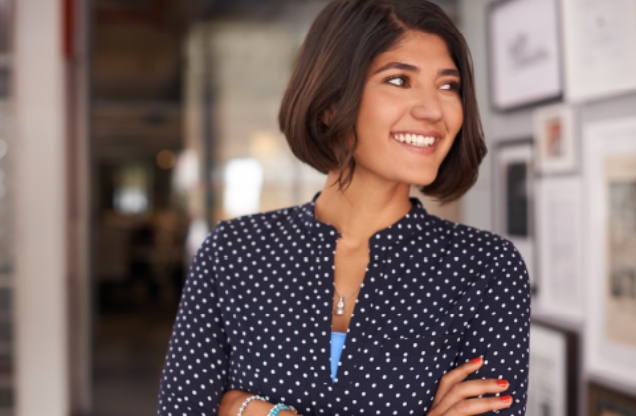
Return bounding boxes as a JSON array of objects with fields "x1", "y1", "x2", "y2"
[{"x1": 237, "y1": 395, "x2": 267, "y2": 416}]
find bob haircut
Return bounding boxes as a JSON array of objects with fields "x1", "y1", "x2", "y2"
[{"x1": 278, "y1": 0, "x2": 486, "y2": 203}]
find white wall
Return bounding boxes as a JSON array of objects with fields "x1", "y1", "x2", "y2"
[
  {"x1": 458, "y1": 0, "x2": 496, "y2": 231},
  {"x1": 14, "y1": 0, "x2": 70, "y2": 415}
]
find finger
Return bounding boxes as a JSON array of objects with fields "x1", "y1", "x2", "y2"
[
  {"x1": 433, "y1": 357, "x2": 483, "y2": 406},
  {"x1": 448, "y1": 395, "x2": 513, "y2": 416},
  {"x1": 433, "y1": 378, "x2": 509, "y2": 416}
]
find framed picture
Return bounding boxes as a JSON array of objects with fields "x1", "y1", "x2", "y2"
[
  {"x1": 0, "y1": 0, "x2": 11, "y2": 54},
  {"x1": 535, "y1": 176, "x2": 583, "y2": 320},
  {"x1": 493, "y1": 138, "x2": 536, "y2": 292},
  {"x1": 588, "y1": 383, "x2": 636, "y2": 416},
  {"x1": 533, "y1": 104, "x2": 578, "y2": 175},
  {"x1": 562, "y1": 0, "x2": 636, "y2": 103},
  {"x1": 487, "y1": 0, "x2": 563, "y2": 111},
  {"x1": 583, "y1": 116, "x2": 636, "y2": 388},
  {"x1": 527, "y1": 322, "x2": 578, "y2": 416}
]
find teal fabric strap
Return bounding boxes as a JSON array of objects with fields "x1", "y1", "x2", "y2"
[{"x1": 330, "y1": 331, "x2": 347, "y2": 383}]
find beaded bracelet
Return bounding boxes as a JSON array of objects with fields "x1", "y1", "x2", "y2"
[
  {"x1": 237, "y1": 395, "x2": 267, "y2": 416},
  {"x1": 267, "y1": 403, "x2": 299, "y2": 416}
]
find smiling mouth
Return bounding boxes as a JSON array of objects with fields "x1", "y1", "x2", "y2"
[{"x1": 391, "y1": 133, "x2": 438, "y2": 148}]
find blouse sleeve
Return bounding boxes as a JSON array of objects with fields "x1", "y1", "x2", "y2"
[
  {"x1": 158, "y1": 222, "x2": 230, "y2": 416},
  {"x1": 454, "y1": 240, "x2": 531, "y2": 416}
]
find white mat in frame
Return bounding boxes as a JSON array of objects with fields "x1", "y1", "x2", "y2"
[
  {"x1": 533, "y1": 104, "x2": 578, "y2": 175},
  {"x1": 535, "y1": 176, "x2": 584, "y2": 321},
  {"x1": 527, "y1": 322, "x2": 577, "y2": 416},
  {"x1": 562, "y1": 0, "x2": 636, "y2": 103},
  {"x1": 488, "y1": 0, "x2": 563, "y2": 110},
  {"x1": 583, "y1": 116, "x2": 636, "y2": 389}
]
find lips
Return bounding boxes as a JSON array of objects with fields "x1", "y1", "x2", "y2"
[{"x1": 391, "y1": 132, "x2": 440, "y2": 149}]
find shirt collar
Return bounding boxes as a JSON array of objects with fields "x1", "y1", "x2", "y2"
[{"x1": 299, "y1": 192, "x2": 428, "y2": 247}]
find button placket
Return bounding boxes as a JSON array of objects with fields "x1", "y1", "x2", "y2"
[{"x1": 333, "y1": 239, "x2": 392, "y2": 389}]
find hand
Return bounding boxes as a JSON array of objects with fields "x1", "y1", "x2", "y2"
[{"x1": 427, "y1": 357, "x2": 513, "y2": 416}]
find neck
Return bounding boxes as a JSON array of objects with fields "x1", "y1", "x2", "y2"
[{"x1": 314, "y1": 170, "x2": 412, "y2": 244}]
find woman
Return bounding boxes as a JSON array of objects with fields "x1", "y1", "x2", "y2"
[{"x1": 158, "y1": 0, "x2": 530, "y2": 415}]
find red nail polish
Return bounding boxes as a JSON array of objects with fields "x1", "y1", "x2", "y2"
[
  {"x1": 500, "y1": 395, "x2": 512, "y2": 402},
  {"x1": 497, "y1": 380, "x2": 508, "y2": 388},
  {"x1": 470, "y1": 357, "x2": 482, "y2": 364}
]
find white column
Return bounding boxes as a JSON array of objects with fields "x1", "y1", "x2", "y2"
[{"x1": 14, "y1": 0, "x2": 70, "y2": 415}]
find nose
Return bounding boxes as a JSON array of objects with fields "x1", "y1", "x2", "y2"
[{"x1": 410, "y1": 89, "x2": 443, "y2": 122}]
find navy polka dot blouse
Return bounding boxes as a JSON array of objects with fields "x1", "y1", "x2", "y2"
[{"x1": 158, "y1": 197, "x2": 531, "y2": 416}]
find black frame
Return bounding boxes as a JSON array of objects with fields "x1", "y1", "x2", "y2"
[
  {"x1": 492, "y1": 137, "x2": 537, "y2": 295},
  {"x1": 530, "y1": 320, "x2": 579, "y2": 416}
]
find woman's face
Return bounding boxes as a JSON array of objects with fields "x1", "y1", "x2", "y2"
[{"x1": 352, "y1": 30, "x2": 463, "y2": 187}]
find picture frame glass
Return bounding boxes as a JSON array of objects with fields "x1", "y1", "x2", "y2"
[
  {"x1": 494, "y1": 139, "x2": 536, "y2": 289},
  {"x1": 584, "y1": 117, "x2": 636, "y2": 387},
  {"x1": 489, "y1": 0, "x2": 563, "y2": 110},
  {"x1": 589, "y1": 383, "x2": 636, "y2": 416}
]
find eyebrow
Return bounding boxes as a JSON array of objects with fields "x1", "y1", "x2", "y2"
[{"x1": 373, "y1": 62, "x2": 460, "y2": 77}]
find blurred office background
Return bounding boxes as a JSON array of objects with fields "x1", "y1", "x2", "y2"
[{"x1": 2, "y1": 0, "x2": 636, "y2": 415}]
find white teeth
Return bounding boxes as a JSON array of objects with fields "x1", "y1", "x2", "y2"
[{"x1": 394, "y1": 134, "x2": 436, "y2": 147}]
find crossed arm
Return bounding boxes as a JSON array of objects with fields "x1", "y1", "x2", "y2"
[{"x1": 216, "y1": 357, "x2": 513, "y2": 416}]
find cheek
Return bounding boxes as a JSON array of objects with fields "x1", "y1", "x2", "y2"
[
  {"x1": 456, "y1": 108, "x2": 464, "y2": 132},
  {"x1": 454, "y1": 101, "x2": 464, "y2": 131},
  {"x1": 444, "y1": 99, "x2": 464, "y2": 134},
  {"x1": 356, "y1": 89, "x2": 375, "y2": 122},
  {"x1": 357, "y1": 89, "x2": 401, "y2": 130}
]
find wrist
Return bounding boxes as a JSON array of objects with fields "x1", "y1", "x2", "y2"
[
  {"x1": 218, "y1": 390, "x2": 301, "y2": 416},
  {"x1": 237, "y1": 395, "x2": 267, "y2": 416},
  {"x1": 266, "y1": 404, "x2": 299, "y2": 416},
  {"x1": 219, "y1": 390, "x2": 262, "y2": 416}
]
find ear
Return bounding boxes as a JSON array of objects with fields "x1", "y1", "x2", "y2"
[{"x1": 321, "y1": 105, "x2": 336, "y2": 126}]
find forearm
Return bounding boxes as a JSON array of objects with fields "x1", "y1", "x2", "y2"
[{"x1": 219, "y1": 390, "x2": 299, "y2": 416}]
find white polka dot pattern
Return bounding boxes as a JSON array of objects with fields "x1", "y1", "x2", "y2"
[{"x1": 158, "y1": 197, "x2": 531, "y2": 416}]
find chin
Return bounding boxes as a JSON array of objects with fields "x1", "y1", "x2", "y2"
[
  {"x1": 411, "y1": 182, "x2": 434, "y2": 189},
  {"x1": 403, "y1": 172, "x2": 439, "y2": 188}
]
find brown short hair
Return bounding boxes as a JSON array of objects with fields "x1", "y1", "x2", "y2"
[{"x1": 278, "y1": 0, "x2": 486, "y2": 203}]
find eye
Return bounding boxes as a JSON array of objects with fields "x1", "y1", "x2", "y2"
[
  {"x1": 440, "y1": 81, "x2": 461, "y2": 92},
  {"x1": 386, "y1": 74, "x2": 409, "y2": 87}
]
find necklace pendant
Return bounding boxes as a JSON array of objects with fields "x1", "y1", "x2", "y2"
[{"x1": 335, "y1": 297, "x2": 345, "y2": 316}]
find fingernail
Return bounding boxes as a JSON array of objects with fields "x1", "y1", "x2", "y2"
[
  {"x1": 497, "y1": 380, "x2": 508, "y2": 388},
  {"x1": 500, "y1": 395, "x2": 512, "y2": 403},
  {"x1": 470, "y1": 357, "x2": 482, "y2": 364}
]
